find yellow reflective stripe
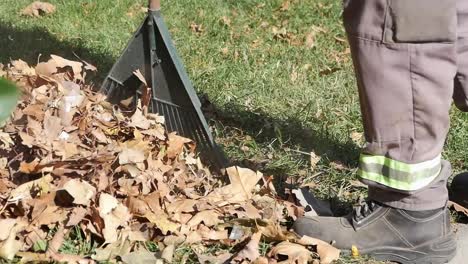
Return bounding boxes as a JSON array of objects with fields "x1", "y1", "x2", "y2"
[
  {"x1": 358, "y1": 166, "x2": 441, "y2": 191},
  {"x1": 360, "y1": 154, "x2": 441, "y2": 173}
]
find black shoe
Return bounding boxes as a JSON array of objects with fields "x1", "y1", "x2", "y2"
[
  {"x1": 450, "y1": 172, "x2": 468, "y2": 208},
  {"x1": 293, "y1": 200, "x2": 456, "y2": 264}
]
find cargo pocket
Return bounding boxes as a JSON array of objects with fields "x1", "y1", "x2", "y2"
[{"x1": 386, "y1": 0, "x2": 457, "y2": 43}]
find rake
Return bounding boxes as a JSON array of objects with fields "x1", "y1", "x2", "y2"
[{"x1": 101, "y1": 0, "x2": 226, "y2": 168}]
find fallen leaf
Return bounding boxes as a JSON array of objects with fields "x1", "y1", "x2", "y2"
[
  {"x1": 9, "y1": 174, "x2": 54, "y2": 202},
  {"x1": 50, "y1": 55, "x2": 83, "y2": 79},
  {"x1": 66, "y1": 207, "x2": 88, "y2": 227},
  {"x1": 298, "y1": 236, "x2": 340, "y2": 264},
  {"x1": 0, "y1": 234, "x2": 23, "y2": 260},
  {"x1": 204, "y1": 166, "x2": 262, "y2": 205},
  {"x1": 0, "y1": 132, "x2": 14, "y2": 149},
  {"x1": 161, "y1": 244, "x2": 175, "y2": 263},
  {"x1": 129, "y1": 107, "x2": 151, "y2": 130},
  {"x1": 19, "y1": 158, "x2": 40, "y2": 174},
  {"x1": 121, "y1": 250, "x2": 160, "y2": 264},
  {"x1": 60, "y1": 179, "x2": 96, "y2": 206},
  {"x1": 234, "y1": 232, "x2": 262, "y2": 261},
  {"x1": 305, "y1": 31, "x2": 316, "y2": 49},
  {"x1": 21, "y1": 1, "x2": 56, "y2": 17},
  {"x1": 46, "y1": 225, "x2": 68, "y2": 257},
  {"x1": 119, "y1": 147, "x2": 146, "y2": 165},
  {"x1": 187, "y1": 210, "x2": 221, "y2": 228},
  {"x1": 448, "y1": 201, "x2": 468, "y2": 216},
  {"x1": 350, "y1": 131, "x2": 363, "y2": 144},
  {"x1": 0, "y1": 219, "x2": 17, "y2": 241},
  {"x1": 196, "y1": 252, "x2": 232, "y2": 264},
  {"x1": 167, "y1": 133, "x2": 192, "y2": 158},
  {"x1": 268, "y1": 242, "x2": 312, "y2": 264},
  {"x1": 280, "y1": 1, "x2": 290, "y2": 11},
  {"x1": 99, "y1": 194, "x2": 131, "y2": 243},
  {"x1": 166, "y1": 199, "x2": 198, "y2": 214},
  {"x1": 144, "y1": 211, "x2": 180, "y2": 235}
]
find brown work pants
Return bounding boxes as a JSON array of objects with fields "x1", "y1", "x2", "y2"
[{"x1": 345, "y1": 0, "x2": 468, "y2": 210}]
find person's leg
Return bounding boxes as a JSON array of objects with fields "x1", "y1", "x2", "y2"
[
  {"x1": 294, "y1": 0, "x2": 461, "y2": 262},
  {"x1": 351, "y1": 0, "x2": 456, "y2": 210},
  {"x1": 450, "y1": 0, "x2": 468, "y2": 208}
]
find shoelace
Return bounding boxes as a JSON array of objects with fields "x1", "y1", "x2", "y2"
[{"x1": 353, "y1": 199, "x2": 378, "y2": 222}]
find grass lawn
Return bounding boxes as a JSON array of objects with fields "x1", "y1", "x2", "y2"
[{"x1": 0, "y1": 0, "x2": 467, "y2": 263}]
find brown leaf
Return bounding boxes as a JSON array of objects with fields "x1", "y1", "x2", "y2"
[
  {"x1": 234, "y1": 232, "x2": 262, "y2": 261},
  {"x1": 50, "y1": 55, "x2": 83, "y2": 79},
  {"x1": 19, "y1": 158, "x2": 40, "y2": 174},
  {"x1": 35, "y1": 60, "x2": 58, "y2": 77},
  {"x1": 305, "y1": 31, "x2": 316, "y2": 49},
  {"x1": 280, "y1": 1, "x2": 290, "y2": 11},
  {"x1": 46, "y1": 225, "x2": 68, "y2": 257},
  {"x1": 33, "y1": 206, "x2": 67, "y2": 226},
  {"x1": 0, "y1": 235, "x2": 22, "y2": 260},
  {"x1": 22, "y1": 104, "x2": 45, "y2": 121},
  {"x1": 144, "y1": 211, "x2": 180, "y2": 235},
  {"x1": 198, "y1": 226, "x2": 229, "y2": 241},
  {"x1": 268, "y1": 242, "x2": 312, "y2": 264},
  {"x1": 119, "y1": 147, "x2": 146, "y2": 165},
  {"x1": 167, "y1": 133, "x2": 192, "y2": 158},
  {"x1": 130, "y1": 109, "x2": 152, "y2": 131},
  {"x1": 0, "y1": 219, "x2": 17, "y2": 241},
  {"x1": 350, "y1": 131, "x2": 363, "y2": 144},
  {"x1": 61, "y1": 179, "x2": 96, "y2": 206},
  {"x1": 165, "y1": 199, "x2": 198, "y2": 214},
  {"x1": 196, "y1": 252, "x2": 232, "y2": 264},
  {"x1": 161, "y1": 244, "x2": 175, "y2": 263},
  {"x1": 66, "y1": 207, "x2": 88, "y2": 227},
  {"x1": 204, "y1": 166, "x2": 262, "y2": 205},
  {"x1": 190, "y1": 22, "x2": 203, "y2": 33},
  {"x1": 99, "y1": 194, "x2": 131, "y2": 243},
  {"x1": 21, "y1": 1, "x2": 56, "y2": 17},
  {"x1": 0, "y1": 219, "x2": 27, "y2": 260},
  {"x1": 448, "y1": 201, "x2": 468, "y2": 216},
  {"x1": 121, "y1": 250, "x2": 159, "y2": 264},
  {"x1": 187, "y1": 210, "x2": 221, "y2": 228},
  {"x1": 298, "y1": 236, "x2": 340, "y2": 264},
  {"x1": 9, "y1": 174, "x2": 54, "y2": 202}
]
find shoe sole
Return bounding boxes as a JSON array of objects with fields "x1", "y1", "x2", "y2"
[{"x1": 360, "y1": 233, "x2": 457, "y2": 264}]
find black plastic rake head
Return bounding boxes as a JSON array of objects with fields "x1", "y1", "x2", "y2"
[{"x1": 101, "y1": 0, "x2": 227, "y2": 168}]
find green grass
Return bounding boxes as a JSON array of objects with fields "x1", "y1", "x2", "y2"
[{"x1": 0, "y1": 0, "x2": 467, "y2": 263}]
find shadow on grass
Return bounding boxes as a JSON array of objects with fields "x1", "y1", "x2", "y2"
[
  {"x1": 0, "y1": 23, "x2": 114, "y2": 80},
  {"x1": 0, "y1": 22, "x2": 360, "y2": 184}
]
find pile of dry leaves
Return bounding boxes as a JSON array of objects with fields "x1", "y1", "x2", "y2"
[{"x1": 0, "y1": 56, "x2": 340, "y2": 263}]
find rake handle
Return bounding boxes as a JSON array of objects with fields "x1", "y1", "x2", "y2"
[{"x1": 149, "y1": 0, "x2": 161, "y2": 11}]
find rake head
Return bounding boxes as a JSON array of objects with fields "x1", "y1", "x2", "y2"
[{"x1": 101, "y1": 2, "x2": 227, "y2": 168}]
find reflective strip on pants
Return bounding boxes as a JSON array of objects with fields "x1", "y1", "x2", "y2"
[{"x1": 358, "y1": 154, "x2": 442, "y2": 191}]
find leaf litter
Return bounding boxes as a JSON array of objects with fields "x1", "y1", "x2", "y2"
[{"x1": 0, "y1": 56, "x2": 340, "y2": 263}]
